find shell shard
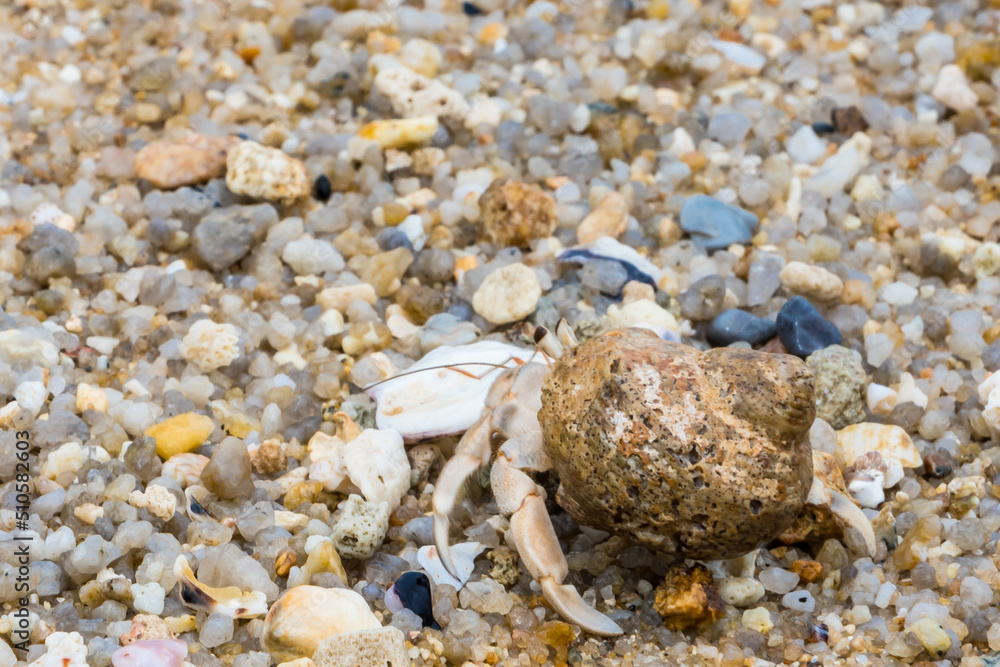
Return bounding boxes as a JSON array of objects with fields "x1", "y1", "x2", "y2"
[
  {"x1": 365, "y1": 340, "x2": 535, "y2": 442},
  {"x1": 172, "y1": 555, "x2": 268, "y2": 619},
  {"x1": 417, "y1": 541, "x2": 484, "y2": 589},
  {"x1": 558, "y1": 236, "x2": 662, "y2": 293}
]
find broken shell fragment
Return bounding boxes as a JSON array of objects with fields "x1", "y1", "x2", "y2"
[
  {"x1": 365, "y1": 340, "x2": 535, "y2": 442},
  {"x1": 835, "y1": 422, "x2": 921, "y2": 476},
  {"x1": 172, "y1": 555, "x2": 267, "y2": 619},
  {"x1": 844, "y1": 451, "x2": 889, "y2": 509},
  {"x1": 261, "y1": 585, "x2": 381, "y2": 663},
  {"x1": 417, "y1": 541, "x2": 485, "y2": 590}
]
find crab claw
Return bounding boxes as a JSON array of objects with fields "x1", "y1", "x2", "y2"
[
  {"x1": 432, "y1": 414, "x2": 493, "y2": 580},
  {"x1": 541, "y1": 579, "x2": 623, "y2": 636}
]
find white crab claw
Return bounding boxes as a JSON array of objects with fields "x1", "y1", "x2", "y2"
[
  {"x1": 432, "y1": 513, "x2": 460, "y2": 580},
  {"x1": 541, "y1": 578, "x2": 623, "y2": 636}
]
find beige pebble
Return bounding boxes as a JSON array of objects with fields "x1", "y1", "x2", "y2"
[
  {"x1": 358, "y1": 116, "x2": 439, "y2": 149},
  {"x1": 576, "y1": 191, "x2": 629, "y2": 244},
  {"x1": 180, "y1": 320, "x2": 241, "y2": 372},
  {"x1": 74, "y1": 503, "x2": 105, "y2": 524},
  {"x1": 779, "y1": 261, "x2": 844, "y2": 301},
  {"x1": 226, "y1": 141, "x2": 310, "y2": 205},
  {"x1": 76, "y1": 383, "x2": 107, "y2": 413},
  {"x1": 316, "y1": 284, "x2": 378, "y2": 312},
  {"x1": 472, "y1": 263, "x2": 542, "y2": 324},
  {"x1": 931, "y1": 64, "x2": 979, "y2": 113},
  {"x1": 373, "y1": 67, "x2": 466, "y2": 122},
  {"x1": 134, "y1": 134, "x2": 237, "y2": 189}
]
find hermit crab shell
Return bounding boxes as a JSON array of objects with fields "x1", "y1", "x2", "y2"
[
  {"x1": 261, "y1": 585, "x2": 381, "y2": 662},
  {"x1": 540, "y1": 328, "x2": 815, "y2": 560}
]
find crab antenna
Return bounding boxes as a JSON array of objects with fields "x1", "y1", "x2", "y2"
[{"x1": 361, "y1": 361, "x2": 515, "y2": 391}]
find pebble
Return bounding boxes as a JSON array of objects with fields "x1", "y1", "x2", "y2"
[
  {"x1": 120, "y1": 615, "x2": 173, "y2": 645},
  {"x1": 830, "y1": 106, "x2": 868, "y2": 135},
  {"x1": 180, "y1": 320, "x2": 241, "y2": 371},
  {"x1": 331, "y1": 494, "x2": 390, "y2": 559},
  {"x1": 200, "y1": 436, "x2": 255, "y2": 500},
  {"x1": 776, "y1": 296, "x2": 843, "y2": 358},
  {"x1": 784, "y1": 125, "x2": 827, "y2": 164},
  {"x1": 373, "y1": 67, "x2": 466, "y2": 122},
  {"x1": 312, "y1": 627, "x2": 409, "y2": 667},
  {"x1": 144, "y1": 412, "x2": 215, "y2": 460},
  {"x1": 707, "y1": 310, "x2": 777, "y2": 347},
  {"x1": 652, "y1": 564, "x2": 724, "y2": 631},
  {"x1": 679, "y1": 195, "x2": 759, "y2": 250},
  {"x1": 759, "y1": 567, "x2": 799, "y2": 594},
  {"x1": 134, "y1": 135, "x2": 237, "y2": 189},
  {"x1": 931, "y1": 64, "x2": 979, "y2": 112},
  {"x1": 741, "y1": 607, "x2": 773, "y2": 634},
  {"x1": 261, "y1": 586, "x2": 380, "y2": 663},
  {"x1": 193, "y1": 204, "x2": 279, "y2": 271},
  {"x1": 30, "y1": 202, "x2": 75, "y2": 232},
  {"x1": 282, "y1": 237, "x2": 345, "y2": 275},
  {"x1": 804, "y1": 132, "x2": 871, "y2": 198},
  {"x1": 879, "y1": 281, "x2": 918, "y2": 306},
  {"x1": 309, "y1": 428, "x2": 411, "y2": 509},
  {"x1": 806, "y1": 345, "x2": 866, "y2": 429},
  {"x1": 906, "y1": 617, "x2": 952, "y2": 658},
  {"x1": 316, "y1": 283, "x2": 377, "y2": 312},
  {"x1": 385, "y1": 572, "x2": 438, "y2": 628},
  {"x1": 472, "y1": 262, "x2": 541, "y2": 324},
  {"x1": 781, "y1": 590, "x2": 815, "y2": 612},
  {"x1": 28, "y1": 632, "x2": 88, "y2": 667},
  {"x1": 225, "y1": 141, "x2": 310, "y2": 205},
  {"x1": 358, "y1": 116, "x2": 439, "y2": 149},
  {"x1": 779, "y1": 261, "x2": 844, "y2": 301},
  {"x1": 576, "y1": 191, "x2": 629, "y2": 244},
  {"x1": 717, "y1": 576, "x2": 765, "y2": 607},
  {"x1": 478, "y1": 179, "x2": 557, "y2": 247}
]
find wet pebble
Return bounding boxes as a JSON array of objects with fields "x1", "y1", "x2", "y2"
[
  {"x1": 776, "y1": 296, "x2": 843, "y2": 358},
  {"x1": 707, "y1": 309, "x2": 777, "y2": 347},
  {"x1": 679, "y1": 195, "x2": 759, "y2": 251}
]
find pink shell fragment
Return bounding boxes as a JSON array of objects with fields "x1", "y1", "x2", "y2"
[{"x1": 112, "y1": 639, "x2": 187, "y2": 667}]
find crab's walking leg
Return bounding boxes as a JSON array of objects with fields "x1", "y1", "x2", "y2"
[
  {"x1": 432, "y1": 412, "x2": 492, "y2": 578},
  {"x1": 492, "y1": 453, "x2": 623, "y2": 636}
]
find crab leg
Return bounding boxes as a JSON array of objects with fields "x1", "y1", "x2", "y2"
[
  {"x1": 808, "y1": 475, "x2": 878, "y2": 557},
  {"x1": 432, "y1": 412, "x2": 493, "y2": 578},
  {"x1": 492, "y1": 455, "x2": 623, "y2": 636}
]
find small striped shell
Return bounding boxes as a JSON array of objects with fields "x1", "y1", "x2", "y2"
[
  {"x1": 261, "y1": 586, "x2": 381, "y2": 662},
  {"x1": 836, "y1": 422, "x2": 921, "y2": 471},
  {"x1": 162, "y1": 453, "x2": 209, "y2": 487}
]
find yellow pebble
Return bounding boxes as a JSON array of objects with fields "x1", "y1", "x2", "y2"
[
  {"x1": 145, "y1": 412, "x2": 215, "y2": 460},
  {"x1": 164, "y1": 615, "x2": 197, "y2": 635},
  {"x1": 742, "y1": 607, "x2": 774, "y2": 634}
]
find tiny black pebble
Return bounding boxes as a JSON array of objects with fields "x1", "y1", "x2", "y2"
[
  {"x1": 391, "y1": 571, "x2": 439, "y2": 629},
  {"x1": 313, "y1": 174, "x2": 332, "y2": 202},
  {"x1": 811, "y1": 122, "x2": 835, "y2": 134},
  {"x1": 462, "y1": 1, "x2": 484, "y2": 14}
]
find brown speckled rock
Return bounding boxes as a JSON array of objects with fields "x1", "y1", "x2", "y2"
[
  {"x1": 478, "y1": 179, "x2": 556, "y2": 247},
  {"x1": 539, "y1": 328, "x2": 814, "y2": 560},
  {"x1": 652, "y1": 564, "x2": 725, "y2": 631}
]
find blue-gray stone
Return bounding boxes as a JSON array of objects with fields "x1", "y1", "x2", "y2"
[
  {"x1": 707, "y1": 310, "x2": 777, "y2": 347},
  {"x1": 776, "y1": 296, "x2": 842, "y2": 358},
  {"x1": 680, "y1": 195, "x2": 759, "y2": 251}
]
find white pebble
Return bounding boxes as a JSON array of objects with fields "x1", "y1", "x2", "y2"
[
  {"x1": 130, "y1": 582, "x2": 166, "y2": 615},
  {"x1": 758, "y1": 567, "x2": 799, "y2": 594},
  {"x1": 878, "y1": 281, "x2": 918, "y2": 306},
  {"x1": 932, "y1": 64, "x2": 978, "y2": 112},
  {"x1": 781, "y1": 590, "x2": 815, "y2": 612}
]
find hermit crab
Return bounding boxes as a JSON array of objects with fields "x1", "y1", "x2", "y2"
[{"x1": 370, "y1": 324, "x2": 876, "y2": 636}]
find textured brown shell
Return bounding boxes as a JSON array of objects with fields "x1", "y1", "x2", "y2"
[{"x1": 539, "y1": 328, "x2": 814, "y2": 560}]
